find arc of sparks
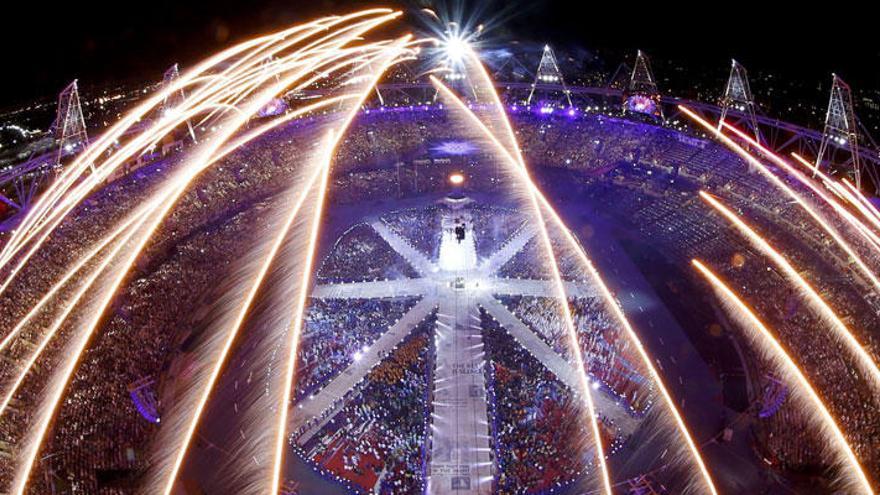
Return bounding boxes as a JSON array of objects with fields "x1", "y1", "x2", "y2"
[
  {"x1": 0, "y1": 9, "x2": 388, "y2": 261},
  {"x1": 680, "y1": 105, "x2": 880, "y2": 292},
  {"x1": 691, "y1": 259, "x2": 875, "y2": 494},
  {"x1": 2, "y1": 15, "x2": 403, "y2": 377},
  {"x1": 269, "y1": 133, "x2": 334, "y2": 495},
  {"x1": 431, "y1": 47, "x2": 720, "y2": 495},
  {"x1": 0, "y1": 10, "x2": 400, "y2": 303},
  {"x1": 0, "y1": 93, "x2": 362, "y2": 425},
  {"x1": 155, "y1": 161, "x2": 324, "y2": 495},
  {"x1": 0, "y1": 202, "x2": 153, "y2": 354},
  {"x1": 721, "y1": 123, "x2": 880, "y2": 252},
  {"x1": 698, "y1": 191, "x2": 880, "y2": 392},
  {"x1": 0, "y1": 205, "x2": 154, "y2": 419},
  {"x1": 268, "y1": 35, "x2": 412, "y2": 495},
  {"x1": 838, "y1": 177, "x2": 880, "y2": 226},
  {"x1": 0, "y1": 92, "x2": 358, "y2": 414},
  {"x1": 427, "y1": 76, "x2": 614, "y2": 495},
  {"x1": 145, "y1": 100, "x2": 365, "y2": 495},
  {"x1": 9, "y1": 15, "x2": 410, "y2": 493},
  {"x1": 789, "y1": 152, "x2": 880, "y2": 235}
]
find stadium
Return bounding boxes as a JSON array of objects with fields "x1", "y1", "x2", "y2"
[{"x1": 1, "y1": 8, "x2": 880, "y2": 495}]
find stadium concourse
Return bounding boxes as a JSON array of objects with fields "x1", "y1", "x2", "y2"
[{"x1": 2, "y1": 76, "x2": 880, "y2": 495}]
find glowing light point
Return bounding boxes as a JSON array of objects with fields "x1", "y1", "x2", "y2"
[{"x1": 443, "y1": 34, "x2": 468, "y2": 64}]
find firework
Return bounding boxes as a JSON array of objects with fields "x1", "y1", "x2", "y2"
[{"x1": 692, "y1": 259, "x2": 874, "y2": 494}]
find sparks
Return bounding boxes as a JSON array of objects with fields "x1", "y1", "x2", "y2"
[
  {"x1": 692, "y1": 259, "x2": 874, "y2": 494},
  {"x1": 699, "y1": 191, "x2": 880, "y2": 395},
  {"x1": 681, "y1": 105, "x2": 880, "y2": 292}
]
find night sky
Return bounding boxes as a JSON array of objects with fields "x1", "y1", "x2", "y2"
[{"x1": 1, "y1": 0, "x2": 878, "y2": 109}]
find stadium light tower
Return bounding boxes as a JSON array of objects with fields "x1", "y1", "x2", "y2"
[
  {"x1": 52, "y1": 80, "x2": 89, "y2": 166},
  {"x1": 623, "y1": 50, "x2": 663, "y2": 119},
  {"x1": 526, "y1": 44, "x2": 573, "y2": 109},
  {"x1": 816, "y1": 74, "x2": 862, "y2": 188},
  {"x1": 718, "y1": 59, "x2": 760, "y2": 143}
]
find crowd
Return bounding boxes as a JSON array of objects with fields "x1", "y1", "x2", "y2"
[
  {"x1": 317, "y1": 224, "x2": 419, "y2": 283},
  {"x1": 0, "y1": 118, "x2": 334, "y2": 491},
  {"x1": 297, "y1": 315, "x2": 434, "y2": 494},
  {"x1": 380, "y1": 206, "x2": 442, "y2": 260},
  {"x1": 514, "y1": 112, "x2": 699, "y2": 173},
  {"x1": 582, "y1": 156, "x2": 880, "y2": 474},
  {"x1": 294, "y1": 296, "x2": 420, "y2": 400},
  {"x1": 497, "y1": 294, "x2": 652, "y2": 415},
  {"x1": 480, "y1": 309, "x2": 587, "y2": 494},
  {"x1": 498, "y1": 237, "x2": 554, "y2": 280}
]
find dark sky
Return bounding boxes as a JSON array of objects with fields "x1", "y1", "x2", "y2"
[{"x1": 1, "y1": 0, "x2": 878, "y2": 108}]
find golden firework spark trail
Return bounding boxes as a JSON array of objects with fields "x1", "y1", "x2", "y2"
[
  {"x1": 789, "y1": 152, "x2": 880, "y2": 234},
  {"x1": 9, "y1": 16, "x2": 409, "y2": 493},
  {"x1": 837, "y1": 178, "x2": 880, "y2": 228},
  {"x1": 4, "y1": 72, "x2": 305, "y2": 281},
  {"x1": 681, "y1": 105, "x2": 880, "y2": 292},
  {"x1": 699, "y1": 191, "x2": 880, "y2": 392},
  {"x1": 0, "y1": 100, "x2": 226, "y2": 299},
  {"x1": 464, "y1": 56, "x2": 718, "y2": 495},
  {"x1": 0, "y1": 205, "x2": 155, "y2": 419},
  {"x1": 528, "y1": 194, "x2": 719, "y2": 495},
  {"x1": 0, "y1": 24, "x2": 398, "y2": 391},
  {"x1": 156, "y1": 157, "x2": 323, "y2": 495},
  {"x1": 433, "y1": 48, "x2": 720, "y2": 495},
  {"x1": 0, "y1": 11, "x2": 400, "y2": 301},
  {"x1": 839, "y1": 178, "x2": 880, "y2": 225},
  {"x1": 0, "y1": 93, "x2": 361, "y2": 430},
  {"x1": 0, "y1": 9, "x2": 389, "y2": 252},
  {"x1": 429, "y1": 74, "x2": 614, "y2": 494},
  {"x1": 791, "y1": 152, "x2": 880, "y2": 227},
  {"x1": 7, "y1": 212, "x2": 164, "y2": 495},
  {"x1": 721, "y1": 123, "x2": 880, "y2": 251},
  {"x1": 7, "y1": 92, "x2": 363, "y2": 492},
  {"x1": 0, "y1": 203, "x2": 153, "y2": 354},
  {"x1": 0, "y1": 92, "x2": 356, "y2": 389},
  {"x1": 193, "y1": 16, "x2": 406, "y2": 125},
  {"x1": 0, "y1": 37, "x2": 256, "y2": 265},
  {"x1": 269, "y1": 35, "x2": 412, "y2": 495},
  {"x1": 270, "y1": 133, "x2": 334, "y2": 495},
  {"x1": 160, "y1": 36, "x2": 411, "y2": 495},
  {"x1": 691, "y1": 259, "x2": 875, "y2": 494}
]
